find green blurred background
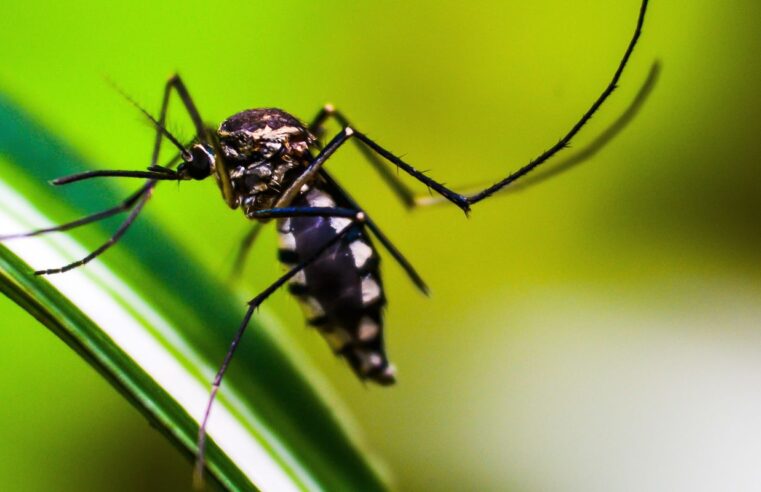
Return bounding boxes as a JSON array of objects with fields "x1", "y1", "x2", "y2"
[{"x1": 1, "y1": 0, "x2": 760, "y2": 490}]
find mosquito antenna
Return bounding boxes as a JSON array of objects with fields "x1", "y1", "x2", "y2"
[{"x1": 105, "y1": 78, "x2": 192, "y2": 161}]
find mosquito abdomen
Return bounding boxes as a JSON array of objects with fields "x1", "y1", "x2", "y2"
[{"x1": 277, "y1": 186, "x2": 396, "y2": 385}]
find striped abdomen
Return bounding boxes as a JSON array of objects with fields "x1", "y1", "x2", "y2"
[{"x1": 277, "y1": 186, "x2": 396, "y2": 385}]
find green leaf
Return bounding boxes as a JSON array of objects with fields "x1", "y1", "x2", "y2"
[{"x1": 0, "y1": 94, "x2": 388, "y2": 491}]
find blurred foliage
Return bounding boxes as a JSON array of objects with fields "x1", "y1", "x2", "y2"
[{"x1": 0, "y1": 0, "x2": 759, "y2": 490}]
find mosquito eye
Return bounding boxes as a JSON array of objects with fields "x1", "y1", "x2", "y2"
[{"x1": 182, "y1": 144, "x2": 214, "y2": 180}]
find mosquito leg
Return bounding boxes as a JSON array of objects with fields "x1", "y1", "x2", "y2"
[
  {"x1": 229, "y1": 207, "x2": 361, "y2": 280},
  {"x1": 229, "y1": 207, "x2": 362, "y2": 280},
  {"x1": 320, "y1": 61, "x2": 659, "y2": 290},
  {"x1": 300, "y1": 79, "x2": 659, "y2": 291},
  {"x1": 308, "y1": 105, "x2": 418, "y2": 208},
  {"x1": 413, "y1": 61, "x2": 662, "y2": 206},
  {"x1": 1, "y1": 140, "x2": 191, "y2": 247},
  {"x1": 150, "y1": 74, "x2": 208, "y2": 165},
  {"x1": 323, "y1": 0, "x2": 650, "y2": 214},
  {"x1": 33, "y1": 188, "x2": 154, "y2": 275},
  {"x1": 194, "y1": 215, "x2": 361, "y2": 487},
  {"x1": 247, "y1": 206, "x2": 360, "y2": 220},
  {"x1": 255, "y1": 127, "x2": 429, "y2": 292},
  {"x1": 319, "y1": 170, "x2": 428, "y2": 294},
  {"x1": 0, "y1": 185, "x2": 149, "y2": 241},
  {"x1": 273, "y1": 129, "x2": 357, "y2": 207},
  {"x1": 269, "y1": 126, "x2": 430, "y2": 293}
]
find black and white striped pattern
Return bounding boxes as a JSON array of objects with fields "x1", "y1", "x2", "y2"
[{"x1": 277, "y1": 186, "x2": 395, "y2": 385}]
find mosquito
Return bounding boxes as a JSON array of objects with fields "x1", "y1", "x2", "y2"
[{"x1": 0, "y1": 0, "x2": 651, "y2": 485}]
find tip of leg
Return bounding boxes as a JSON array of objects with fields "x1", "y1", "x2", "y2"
[{"x1": 192, "y1": 466, "x2": 206, "y2": 491}]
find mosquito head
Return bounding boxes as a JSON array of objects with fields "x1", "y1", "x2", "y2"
[{"x1": 177, "y1": 143, "x2": 214, "y2": 180}]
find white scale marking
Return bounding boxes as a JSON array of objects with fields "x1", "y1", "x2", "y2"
[
  {"x1": 382, "y1": 364, "x2": 397, "y2": 380},
  {"x1": 290, "y1": 269, "x2": 306, "y2": 286},
  {"x1": 277, "y1": 218, "x2": 291, "y2": 233},
  {"x1": 361, "y1": 276, "x2": 382, "y2": 305},
  {"x1": 306, "y1": 189, "x2": 336, "y2": 208},
  {"x1": 356, "y1": 350, "x2": 383, "y2": 374},
  {"x1": 248, "y1": 125, "x2": 301, "y2": 140},
  {"x1": 278, "y1": 232, "x2": 296, "y2": 251},
  {"x1": 369, "y1": 353, "x2": 383, "y2": 368},
  {"x1": 350, "y1": 241, "x2": 373, "y2": 269},
  {"x1": 330, "y1": 217, "x2": 352, "y2": 233},
  {"x1": 358, "y1": 316, "x2": 379, "y2": 342}
]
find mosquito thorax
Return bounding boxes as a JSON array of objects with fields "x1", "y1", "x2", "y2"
[{"x1": 217, "y1": 108, "x2": 316, "y2": 215}]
